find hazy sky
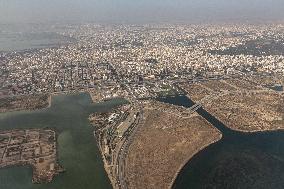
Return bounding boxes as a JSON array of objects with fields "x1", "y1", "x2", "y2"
[{"x1": 0, "y1": 0, "x2": 284, "y2": 24}]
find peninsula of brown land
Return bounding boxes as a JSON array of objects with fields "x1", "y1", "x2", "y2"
[
  {"x1": 125, "y1": 101, "x2": 222, "y2": 189},
  {"x1": 89, "y1": 100, "x2": 221, "y2": 189}
]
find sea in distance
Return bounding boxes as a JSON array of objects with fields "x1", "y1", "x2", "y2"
[{"x1": 0, "y1": 24, "x2": 74, "y2": 52}]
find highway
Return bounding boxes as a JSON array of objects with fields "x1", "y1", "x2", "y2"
[{"x1": 113, "y1": 104, "x2": 144, "y2": 189}]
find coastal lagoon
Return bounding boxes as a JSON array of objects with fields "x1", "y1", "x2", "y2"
[
  {"x1": 0, "y1": 93, "x2": 124, "y2": 189},
  {"x1": 1, "y1": 93, "x2": 283, "y2": 189},
  {"x1": 159, "y1": 96, "x2": 284, "y2": 189}
]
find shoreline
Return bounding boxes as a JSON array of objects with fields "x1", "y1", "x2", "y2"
[
  {"x1": 168, "y1": 132, "x2": 222, "y2": 189},
  {"x1": 1, "y1": 91, "x2": 282, "y2": 188},
  {"x1": 92, "y1": 130, "x2": 118, "y2": 188},
  {"x1": 124, "y1": 101, "x2": 223, "y2": 189}
]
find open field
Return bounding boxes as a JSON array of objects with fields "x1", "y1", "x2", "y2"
[
  {"x1": 205, "y1": 91, "x2": 284, "y2": 132},
  {"x1": 246, "y1": 74, "x2": 283, "y2": 91},
  {"x1": 180, "y1": 78, "x2": 284, "y2": 132},
  {"x1": 179, "y1": 83, "x2": 212, "y2": 102}
]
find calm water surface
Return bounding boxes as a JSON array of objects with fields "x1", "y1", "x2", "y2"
[
  {"x1": 0, "y1": 31, "x2": 74, "y2": 52},
  {"x1": 0, "y1": 93, "x2": 125, "y2": 189},
  {"x1": 159, "y1": 96, "x2": 284, "y2": 189}
]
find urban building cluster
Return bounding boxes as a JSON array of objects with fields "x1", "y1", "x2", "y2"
[{"x1": 1, "y1": 24, "x2": 283, "y2": 99}]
